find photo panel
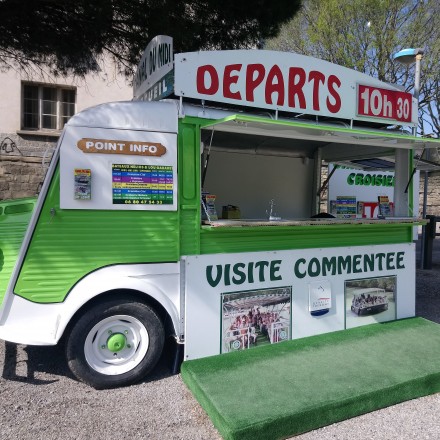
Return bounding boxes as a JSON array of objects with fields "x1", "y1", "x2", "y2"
[
  {"x1": 221, "y1": 287, "x2": 292, "y2": 353},
  {"x1": 345, "y1": 276, "x2": 397, "y2": 329}
]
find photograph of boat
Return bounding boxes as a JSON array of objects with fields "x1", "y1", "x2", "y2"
[
  {"x1": 345, "y1": 276, "x2": 396, "y2": 329},
  {"x1": 351, "y1": 288, "x2": 389, "y2": 316}
]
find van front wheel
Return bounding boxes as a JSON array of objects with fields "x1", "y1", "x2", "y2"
[{"x1": 66, "y1": 297, "x2": 165, "y2": 389}]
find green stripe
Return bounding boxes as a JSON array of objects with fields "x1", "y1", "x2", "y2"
[{"x1": 200, "y1": 223, "x2": 413, "y2": 254}]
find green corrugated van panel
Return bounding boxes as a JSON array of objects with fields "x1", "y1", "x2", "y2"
[
  {"x1": 200, "y1": 223, "x2": 413, "y2": 254},
  {"x1": 180, "y1": 208, "x2": 200, "y2": 255},
  {"x1": 0, "y1": 197, "x2": 37, "y2": 305},
  {"x1": 181, "y1": 125, "x2": 197, "y2": 201},
  {"x1": 178, "y1": 119, "x2": 201, "y2": 256},
  {"x1": 0, "y1": 197, "x2": 37, "y2": 220},
  {"x1": 14, "y1": 168, "x2": 179, "y2": 303}
]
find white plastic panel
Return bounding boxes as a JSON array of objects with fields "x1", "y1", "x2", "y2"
[{"x1": 184, "y1": 243, "x2": 415, "y2": 360}]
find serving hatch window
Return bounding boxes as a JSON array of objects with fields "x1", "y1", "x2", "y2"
[
  {"x1": 200, "y1": 126, "x2": 315, "y2": 222},
  {"x1": 197, "y1": 114, "x2": 433, "y2": 224}
]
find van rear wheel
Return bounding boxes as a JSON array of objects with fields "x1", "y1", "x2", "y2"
[{"x1": 66, "y1": 297, "x2": 165, "y2": 389}]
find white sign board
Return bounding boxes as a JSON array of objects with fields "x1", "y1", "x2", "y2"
[
  {"x1": 327, "y1": 164, "x2": 419, "y2": 219},
  {"x1": 60, "y1": 126, "x2": 178, "y2": 210},
  {"x1": 174, "y1": 50, "x2": 417, "y2": 126},
  {"x1": 133, "y1": 35, "x2": 174, "y2": 101},
  {"x1": 184, "y1": 243, "x2": 415, "y2": 360}
]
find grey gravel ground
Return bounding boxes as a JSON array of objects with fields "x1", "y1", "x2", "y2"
[{"x1": 1, "y1": 255, "x2": 440, "y2": 439}]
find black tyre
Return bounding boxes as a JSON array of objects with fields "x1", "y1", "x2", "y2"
[{"x1": 65, "y1": 296, "x2": 165, "y2": 389}]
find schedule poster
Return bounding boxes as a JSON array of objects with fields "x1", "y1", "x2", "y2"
[
  {"x1": 112, "y1": 164, "x2": 174, "y2": 205},
  {"x1": 334, "y1": 196, "x2": 357, "y2": 218}
]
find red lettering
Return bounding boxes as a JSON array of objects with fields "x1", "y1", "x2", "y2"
[
  {"x1": 197, "y1": 63, "x2": 344, "y2": 116},
  {"x1": 308, "y1": 71, "x2": 325, "y2": 111},
  {"x1": 288, "y1": 67, "x2": 306, "y2": 109},
  {"x1": 246, "y1": 64, "x2": 265, "y2": 102},
  {"x1": 327, "y1": 75, "x2": 341, "y2": 113},
  {"x1": 223, "y1": 64, "x2": 242, "y2": 100},
  {"x1": 196, "y1": 65, "x2": 219, "y2": 95},
  {"x1": 265, "y1": 65, "x2": 284, "y2": 105}
]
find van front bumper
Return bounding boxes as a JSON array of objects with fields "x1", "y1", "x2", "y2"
[{"x1": 0, "y1": 295, "x2": 61, "y2": 345}]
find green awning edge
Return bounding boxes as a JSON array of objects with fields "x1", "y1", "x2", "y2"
[{"x1": 200, "y1": 114, "x2": 440, "y2": 149}]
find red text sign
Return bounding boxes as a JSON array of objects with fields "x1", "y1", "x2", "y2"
[
  {"x1": 196, "y1": 63, "x2": 342, "y2": 114},
  {"x1": 174, "y1": 51, "x2": 417, "y2": 125},
  {"x1": 357, "y1": 85, "x2": 413, "y2": 123}
]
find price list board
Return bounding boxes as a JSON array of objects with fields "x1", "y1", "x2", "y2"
[
  {"x1": 334, "y1": 196, "x2": 357, "y2": 218},
  {"x1": 112, "y1": 164, "x2": 174, "y2": 205}
]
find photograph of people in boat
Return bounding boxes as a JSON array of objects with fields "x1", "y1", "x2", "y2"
[
  {"x1": 345, "y1": 276, "x2": 396, "y2": 329},
  {"x1": 351, "y1": 289, "x2": 388, "y2": 316},
  {"x1": 221, "y1": 287, "x2": 291, "y2": 353}
]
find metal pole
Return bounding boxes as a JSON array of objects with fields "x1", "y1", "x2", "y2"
[
  {"x1": 312, "y1": 148, "x2": 322, "y2": 216},
  {"x1": 413, "y1": 54, "x2": 423, "y2": 264},
  {"x1": 420, "y1": 169, "x2": 429, "y2": 268},
  {"x1": 412, "y1": 54, "x2": 422, "y2": 136}
]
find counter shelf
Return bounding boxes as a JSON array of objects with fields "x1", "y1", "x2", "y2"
[{"x1": 202, "y1": 217, "x2": 426, "y2": 228}]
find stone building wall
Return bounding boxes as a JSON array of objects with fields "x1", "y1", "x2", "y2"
[
  {"x1": 0, "y1": 54, "x2": 131, "y2": 202},
  {"x1": 0, "y1": 133, "x2": 56, "y2": 200},
  {"x1": 419, "y1": 174, "x2": 440, "y2": 216}
]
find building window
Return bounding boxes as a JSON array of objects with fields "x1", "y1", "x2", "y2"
[{"x1": 22, "y1": 84, "x2": 76, "y2": 131}]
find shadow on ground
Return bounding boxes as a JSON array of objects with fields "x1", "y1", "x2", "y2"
[{"x1": 1, "y1": 335, "x2": 178, "y2": 386}]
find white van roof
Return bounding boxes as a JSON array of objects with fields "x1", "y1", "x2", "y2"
[{"x1": 67, "y1": 100, "x2": 179, "y2": 133}]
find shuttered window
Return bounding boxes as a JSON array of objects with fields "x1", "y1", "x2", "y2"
[{"x1": 22, "y1": 84, "x2": 76, "y2": 131}]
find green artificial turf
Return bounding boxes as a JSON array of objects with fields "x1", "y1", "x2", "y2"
[{"x1": 181, "y1": 318, "x2": 440, "y2": 440}]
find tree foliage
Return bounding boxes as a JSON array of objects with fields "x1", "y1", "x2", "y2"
[
  {"x1": 0, "y1": 0, "x2": 301, "y2": 77},
  {"x1": 266, "y1": 0, "x2": 440, "y2": 138}
]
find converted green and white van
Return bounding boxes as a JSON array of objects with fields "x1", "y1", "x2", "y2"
[{"x1": 1, "y1": 37, "x2": 439, "y2": 388}]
